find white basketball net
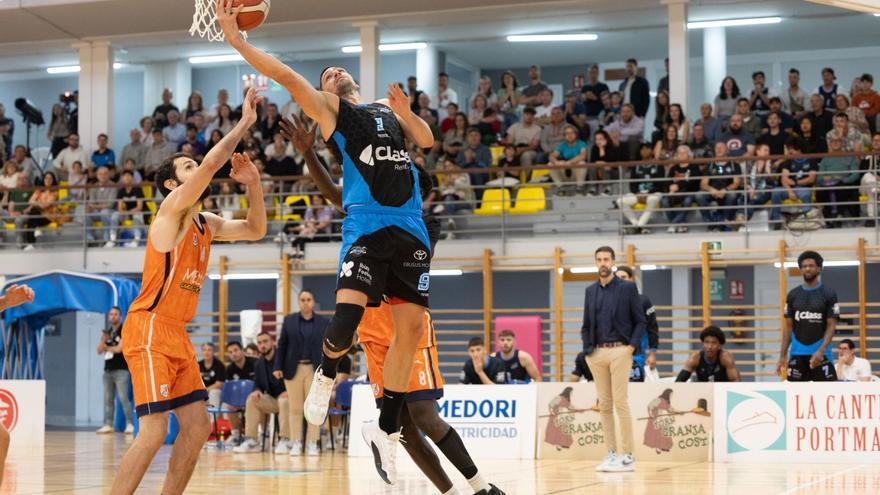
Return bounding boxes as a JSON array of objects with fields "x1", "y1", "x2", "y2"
[{"x1": 189, "y1": 0, "x2": 246, "y2": 43}]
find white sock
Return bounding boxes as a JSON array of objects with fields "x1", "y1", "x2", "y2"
[
  {"x1": 467, "y1": 473, "x2": 490, "y2": 492},
  {"x1": 442, "y1": 488, "x2": 459, "y2": 495}
]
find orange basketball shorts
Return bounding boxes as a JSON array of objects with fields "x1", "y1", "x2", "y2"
[
  {"x1": 361, "y1": 341, "x2": 444, "y2": 406},
  {"x1": 122, "y1": 311, "x2": 207, "y2": 416}
]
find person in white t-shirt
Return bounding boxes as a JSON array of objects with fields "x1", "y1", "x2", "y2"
[
  {"x1": 434, "y1": 72, "x2": 458, "y2": 122},
  {"x1": 835, "y1": 338, "x2": 873, "y2": 381}
]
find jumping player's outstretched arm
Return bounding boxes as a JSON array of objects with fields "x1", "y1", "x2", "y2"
[
  {"x1": 377, "y1": 83, "x2": 434, "y2": 149},
  {"x1": 217, "y1": 0, "x2": 337, "y2": 135},
  {"x1": 0, "y1": 284, "x2": 35, "y2": 311},
  {"x1": 202, "y1": 153, "x2": 267, "y2": 241}
]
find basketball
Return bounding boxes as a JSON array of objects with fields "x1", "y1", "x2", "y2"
[{"x1": 232, "y1": 0, "x2": 270, "y2": 31}]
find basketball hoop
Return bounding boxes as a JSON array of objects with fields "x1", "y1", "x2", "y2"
[{"x1": 188, "y1": 0, "x2": 246, "y2": 43}]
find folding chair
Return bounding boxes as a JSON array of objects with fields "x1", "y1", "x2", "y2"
[
  {"x1": 206, "y1": 379, "x2": 255, "y2": 447},
  {"x1": 327, "y1": 379, "x2": 356, "y2": 450}
]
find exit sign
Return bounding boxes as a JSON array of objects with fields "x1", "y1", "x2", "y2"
[{"x1": 707, "y1": 241, "x2": 722, "y2": 257}]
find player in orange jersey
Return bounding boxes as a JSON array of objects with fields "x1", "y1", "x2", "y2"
[
  {"x1": 110, "y1": 88, "x2": 267, "y2": 495},
  {"x1": 0, "y1": 284, "x2": 35, "y2": 489}
]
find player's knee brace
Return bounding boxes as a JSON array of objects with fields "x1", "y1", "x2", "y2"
[{"x1": 324, "y1": 303, "x2": 364, "y2": 353}]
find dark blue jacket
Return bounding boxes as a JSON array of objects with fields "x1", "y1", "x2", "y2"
[
  {"x1": 273, "y1": 312, "x2": 328, "y2": 380},
  {"x1": 581, "y1": 278, "x2": 647, "y2": 354},
  {"x1": 254, "y1": 353, "x2": 285, "y2": 398}
]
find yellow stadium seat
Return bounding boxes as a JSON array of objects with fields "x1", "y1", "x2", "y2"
[
  {"x1": 239, "y1": 197, "x2": 248, "y2": 210},
  {"x1": 146, "y1": 201, "x2": 158, "y2": 215},
  {"x1": 58, "y1": 181, "x2": 68, "y2": 201},
  {"x1": 474, "y1": 188, "x2": 511, "y2": 216},
  {"x1": 510, "y1": 187, "x2": 546, "y2": 214},
  {"x1": 633, "y1": 202, "x2": 646, "y2": 211},
  {"x1": 273, "y1": 196, "x2": 281, "y2": 221},
  {"x1": 142, "y1": 185, "x2": 153, "y2": 199},
  {"x1": 490, "y1": 146, "x2": 505, "y2": 166},
  {"x1": 283, "y1": 195, "x2": 312, "y2": 221},
  {"x1": 5, "y1": 223, "x2": 14, "y2": 231},
  {"x1": 529, "y1": 168, "x2": 550, "y2": 183},
  {"x1": 861, "y1": 195, "x2": 869, "y2": 203},
  {"x1": 122, "y1": 220, "x2": 133, "y2": 227}
]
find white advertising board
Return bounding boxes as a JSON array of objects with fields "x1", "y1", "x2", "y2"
[{"x1": 0, "y1": 380, "x2": 45, "y2": 448}]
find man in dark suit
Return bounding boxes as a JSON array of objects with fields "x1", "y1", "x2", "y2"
[
  {"x1": 273, "y1": 289, "x2": 329, "y2": 456},
  {"x1": 618, "y1": 58, "x2": 650, "y2": 118},
  {"x1": 581, "y1": 246, "x2": 646, "y2": 473}
]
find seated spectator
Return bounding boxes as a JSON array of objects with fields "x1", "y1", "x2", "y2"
[
  {"x1": 817, "y1": 135, "x2": 860, "y2": 226},
  {"x1": 109, "y1": 170, "x2": 145, "y2": 247},
  {"x1": 696, "y1": 142, "x2": 743, "y2": 231},
  {"x1": 223, "y1": 341, "x2": 256, "y2": 446},
  {"x1": 434, "y1": 158, "x2": 473, "y2": 228},
  {"x1": 67, "y1": 161, "x2": 87, "y2": 206},
  {"x1": 835, "y1": 339, "x2": 873, "y2": 381},
  {"x1": 604, "y1": 103, "x2": 644, "y2": 160},
  {"x1": 468, "y1": 94, "x2": 489, "y2": 126},
  {"x1": 18, "y1": 171, "x2": 62, "y2": 250},
  {"x1": 795, "y1": 116, "x2": 827, "y2": 154},
  {"x1": 769, "y1": 138, "x2": 816, "y2": 228},
  {"x1": 695, "y1": 103, "x2": 723, "y2": 143},
  {"x1": 138, "y1": 116, "x2": 155, "y2": 147},
  {"x1": 763, "y1": 112, "x2": 788, "y2": 156},
  {"x1": 495, "y1": 329, "x2": 541, "y2": 383},
  {"x1": 88, "y1": 167, "x2": 118, "y2": 245},
  {"x1": 443, "y1": 112, "x2": 468, "y2": 156},
  {"x1": 654, "y1": 124, "x2": 679, "y2": 161},
  {"x1": 619, "y1": 143, "x2": 665, "y2": 234},
  {"x1": 472, "y1": 75, "x2": 499, "y2": 110},
  {"x1": 662, "y1": 145, "x2": 701, "y2": 232},
  {"x1": 562, "y1": 90, "x2": 588, "y2": 134},
  {"x1": 233, "y1": 332, "x2": 291, "y2": 454},
  {"x1": 264, "y1": 132, "x2": 294, "y2": 161},
  {"x1": 90, "y1": 133, "x2": 116, "y2": 170},
  {"x1": 533, "y1": 88, "x2": 555, "y2": 125},
  {"x1": 284, "y1": 195, "x2": 334, "y2": 257},
  {"x1": 11, "y1": 146, "x2": 37, "y2": 185},
  {"x1": 590, "y1": 130, "x2": 621, "y2": 195},
  {"x1": 456, "y1": 128, "x2": 492, "y2": 193},
  {"x1": 749, "y1": 70, "x2": 771, "y2": 116},
  {"x1": 600, "y1": 91, "x2": 621, "y2": 126},
  {"x1": 504, "y1": 107, "x2": 542, "y2": 172},
  {"x1": 497, "y1": 71, "x2": 522, "y2": 128},
  {"x1": 198, "y1": 343, "x2": 226, "y2": 408},
  {"x1": 476, "y1": 108, "x2": 502, "y2": 145},
  {"x1": 490, "y1": 143, "x2": 522, "y2": 186},
  {"x1": 743, "y1": 141, "x2": 779, "y2": 221},
  {"x1": 733, "y1": 97, "x2": 761, "y2": 139},
  {"x1": 853, "y1": 74, "x2": 880, "y2": 134},
  {"x1": 521, "y1": 65, "x2": 550, "y2": 107},
  {"x1": 209, "y1": 103, "x2": 236, "y2": 136},
  {"x1": 440, "y1": 102, "x2": 459, "y2": 134},
  {"x1": 418, "y1": 107, "x2": 443, "y2": 143},
  {"x1": 52, "y1": 133, "x2": 89, "y2": 181},
  {"x1": 6, "y1": 172, "x2": 32, "y2": 225},
  {"x1": 826, "y1": 112, "x2": 867, "y2": 153},
  {"x1": 714, "y1": 76, "x2": 740, "y2": 122},
  {"x1": 0, "y1": 160, "x2": 19, "y2": 190},
  {"x1": 265, "y1": 135, "x2": 298, "y2": 182},
  {"x1": 539, "y1": 107, "x2": 567, "y2": 165},
  {"x1": 548, "y1": 124, "x2": 588, "y2": 196},
  {"x1": 781, "y1": 68, "x2": 809, "y2": 116},
  {"x1": 760, "y1": 97, "x2": 794, "y2": 133},
  {"x1": 835, "y1": 94, "x2": 869, "y2": 135},
  {"x1": 120, "y1": 129, "x2": 146, "y2": 171},
  {"x1": 675, "y1": 326, "x2": 740, "y2": 382},
  {"x1": 162, "y1": 110, "x2": 186, "y2": 148},
  {"x1": 184, "y1": 91, "x2": 204, "y2": 124},
  {"x1": 806, "y1": 94, "x2": 834, "y2": 138},
  {"x1": 666, "y1": 103, "x2": 689, "y2": 142},
  {"x1": 178, "y1": 125, "x2": 206, "y2": 160},
  {"x1": 860, "y1": 133, "x2": 880, "y2": 226},
  {"x1": 569, "y1": 350, "x2": 594, "y2": 382},
  {"x1": 152, "y1": 88, "x2": 178, "y2": 129},
  {"x1": 688, "y1": 122, "x2": 715, "y2": 158},
  {"x1": 216, "y1": 181, "x2": 242, "y2": 220},
  {"x1": 259, "y1": 103, "x2": 282, "y2": 143},
  {"x1": 143, "y1": 130, "x2": 174, "y2": 182},
  {"x1": 459, "y1": 336, "x2": 506, "y2": 385},
  {"x1": 720, "y1": 113, "x2": 756, "y2": 158},
  {"x1": 652, "y1": 90, "x2": 670, "y2": 140}
]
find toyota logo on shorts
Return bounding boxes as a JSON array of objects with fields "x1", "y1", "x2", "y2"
[{"x1": 414, "y1": 250, "x2": 428, "y2": 261}]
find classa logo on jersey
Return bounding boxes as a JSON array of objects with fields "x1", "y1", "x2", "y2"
[
  {"x1": 0, "y1": 389, "x2": 19, "y2": 432},
  {"x1": 358, "y1": 144, "x2": 411, "y2": 167},
  {"x1": 794, "y1": 310, "x2": 823, "y2": 322}
]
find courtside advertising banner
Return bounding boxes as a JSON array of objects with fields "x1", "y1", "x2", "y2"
[
  {"x1": 349, "y1": 383, "x2": 537, "y2": 459},
  {"x1": 714, "y1": 382, "x2": 880, "y2": 463},
  {"x1": 537, "y1": 382, "x2": 713, "y2": 462},
  {"x1": 0, "y1": 380, "x2": 45, "y2": 448}
]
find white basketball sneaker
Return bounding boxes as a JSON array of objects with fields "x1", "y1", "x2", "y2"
[
  {"x1": 596, "y1": 449, "x2": 617, "y2": 472},
  {"x1": 303, "y1": 366, "x2": 335, "y2": 426},
  {"x1": 361, "y1": 421, "x2": 400, "y2": 485},
  {"x1": 606, "y1": 452, "x2": 635, "y2": 472}
]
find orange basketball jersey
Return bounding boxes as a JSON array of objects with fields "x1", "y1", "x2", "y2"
[
  {"x1": 129, "y1": 214, "x2": 212, "y2": 323},
  {"x1": 358, "y1": 302, "x2": 435, "y2": 349}
]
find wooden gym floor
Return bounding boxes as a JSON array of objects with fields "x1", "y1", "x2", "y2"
[{"x1": 5, "y1": 431, "x2": 877, "y2": 494}]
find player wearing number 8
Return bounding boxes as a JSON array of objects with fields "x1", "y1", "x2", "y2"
[{"x1": 777, "y1": 250, "x2": 840, "y2": 382}]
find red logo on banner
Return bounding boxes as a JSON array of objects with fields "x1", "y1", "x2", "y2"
[{"x1": 0, "y1": 389, "x2": 19, "y2": 432}]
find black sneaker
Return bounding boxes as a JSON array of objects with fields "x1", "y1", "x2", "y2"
[{"x1": 475, "y1": 484, "x2": 505, "y2": 495}]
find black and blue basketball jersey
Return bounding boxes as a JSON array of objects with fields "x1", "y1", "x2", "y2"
[
  {"x1": 784, "y1": 284, "x2": 838, "y2": 361},
  {"x1": 327, "y1": 98, "x2": 430, "y2": 251},
  {"x1": 496, "y1": 350, "x2": 531, "y2": 383},
  {"x1": 696, "y1": 351, "x2": 728, "y2": 382}
]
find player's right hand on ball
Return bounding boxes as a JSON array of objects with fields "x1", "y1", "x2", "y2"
[{"x1": 216, "y1": 0, "x2": 243, "y2": 41}]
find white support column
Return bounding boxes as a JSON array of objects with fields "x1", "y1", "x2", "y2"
[
  {"x1": 671, "y1": 266, "x2": 691, "y2": 369},
  {"x1": 74, "y1": 41, "x2": 114, "y2": 150},
  {"x1": 355, "y1": 21, "x2": 379, "y2": 102},
  {"x1": 143, "y1": 60, "x2": 192, "y2": 117},
  {"x1": 702, "y1": 27, "x2": 727, "y2": 105},
  {"x1": 664, "y1": 0, "x2": 689, "y2": 114},
  {"x1": 416, "y1": 44, "x2": 439, "y2": 107}
]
